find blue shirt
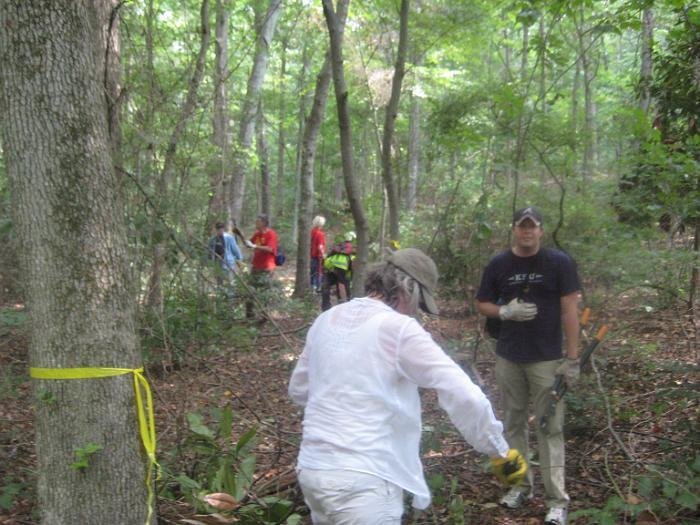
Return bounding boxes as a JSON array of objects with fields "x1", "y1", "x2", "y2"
[
  {"x1": 209, "y1": 232, "x2": 242, "y2": 271},
  {"x1": 476, "y1": 248, "x2": 581, "y2": 363}
]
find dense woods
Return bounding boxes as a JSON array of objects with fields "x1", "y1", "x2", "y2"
[{"x1": 0, "y1": 0, "x2": 697, "y2": 524}]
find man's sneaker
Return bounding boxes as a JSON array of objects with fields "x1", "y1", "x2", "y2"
[
  {"x1": 499, "y1": 487, "x2": 533, "y2": 509},
  {"x1": 544, "y1": 507, "x2": 567, "y2": 525}
]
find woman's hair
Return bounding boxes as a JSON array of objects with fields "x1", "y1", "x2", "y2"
[
  {"x1": 364, "y1": 261, "x2": 422, "y2": 314},
  {"x1": 311, "y1": 215, "x2": 326, "y2": 228}
]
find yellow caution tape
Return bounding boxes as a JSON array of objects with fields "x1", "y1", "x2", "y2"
[{"x1": 29, "y1": 366, "x2": 157, "y2": 525}]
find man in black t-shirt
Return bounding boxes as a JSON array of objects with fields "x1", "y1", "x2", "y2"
[{"x1": 476, "y1": 207, "x2": 581, "y2": 525}]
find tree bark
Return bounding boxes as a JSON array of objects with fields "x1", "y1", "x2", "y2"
[
  {"x1": 293, "y1": 53, "x2": 332, "y2": 298},
  {"x1": 322, "y1": 0, "x2": 371, "y2": 294},
  {"x1": 275, "y1": 35, "x2": 289, "y2": 223},
  {"x1": 576, "y1": 5, "x2": 598, "y2": 184},
  {"x1": 211, "y1": 0, "x2": 231, "y2": 222},
  {"x1": 538, "y1": 16, "x2": 546, "y2": 114},
  {"x1": 0, "y1": 2, "x2": 149, "y2": 523},
  {"x1": 640, "y1": 8, "x2": 654, "y2": 114},
  {"x1": 229, "y1": 0, "x2": 283, "y2": 224},
  {"x1": 406, "y1": 61, "x2": 421, "y2": 212},
  {"x1": 571, "y1": 56, "x2": 580, "y2": 156},
  {"x1": 291, "y1": 43, "x2": 312, "y2": 244},
  {"x1": 95, "y1": 0, "x2": 123, "y2": 164},
  {"x1": 257, "y1": 100, "x2": 271, "y2": 217},
  {"x1": 380, "y1": 0, "x2": 409, "y2": 242}
]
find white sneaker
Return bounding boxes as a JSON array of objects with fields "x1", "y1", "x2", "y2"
[
  {"x1": 499, "y1": 487, "x2": 533, "y2": 509},
  {"x1": 544, "y1": 507, "x2": 567, "y2": 525}
]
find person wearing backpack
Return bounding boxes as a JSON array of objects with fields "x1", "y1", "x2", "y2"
[
  {"x1": 320, "y1": 231, "x2": 355, "y2": 311},
  {"x1": 208, "y1": 221, "x2": 243, "y2": 299},
  {"x1": 237, "y1": 214, "x2": 278, "y2": 320},
  {"x1": 475, "y1": 207, "x2": 581, "y2": 525}
]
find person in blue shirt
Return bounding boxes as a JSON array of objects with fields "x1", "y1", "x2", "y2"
[{"x1": 208, "y1": 221, "x2": 243, "y2": 299}]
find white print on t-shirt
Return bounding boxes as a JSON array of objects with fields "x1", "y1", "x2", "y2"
[{"x1": 507, "y1": 272, "x2": 544, "y2": 285}]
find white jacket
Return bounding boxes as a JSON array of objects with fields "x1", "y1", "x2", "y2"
[{"x1": 288, "y1": 297, "x2": 509, "y2": 509}]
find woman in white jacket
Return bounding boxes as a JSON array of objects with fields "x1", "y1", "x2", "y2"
[{"x1": 288, "y1": 248, "x2": 525, "y2": 524}]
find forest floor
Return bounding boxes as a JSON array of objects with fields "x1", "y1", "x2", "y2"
[{"x1": 1, "y1": 266, "x2": 698, "y2": 525}]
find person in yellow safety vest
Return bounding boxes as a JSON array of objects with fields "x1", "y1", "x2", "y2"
[{"x1": 321, "y1": 231, "x2": 355, "y2": 311}]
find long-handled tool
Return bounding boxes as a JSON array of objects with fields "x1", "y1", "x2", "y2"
[{"x1": 539, "y1": 323, "x2": 609, "y2": 434}]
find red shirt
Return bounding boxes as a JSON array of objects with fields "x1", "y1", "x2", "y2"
[
  {"x1": 251, "y1": 228, "x2": 278, "y2": 271},
  {"x1": 310, "y1": 227, "x2": 326, "y2": 258}
]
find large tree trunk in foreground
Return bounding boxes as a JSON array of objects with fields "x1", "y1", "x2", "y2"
[
  {"x1": 0, "y1": 2, "x2": 149, "y2": 523},
  {"x1": 323, "y1": 0, "x2": 370, "y2": 294}
]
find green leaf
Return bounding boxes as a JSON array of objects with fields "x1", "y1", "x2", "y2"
[
  {"x1": 218, "y1": 406, "x2": 233, "y2": 440},
  {"x1": 234, "y1": 454, "x2": 257, "y2": 501},
  {"x1": 637, "y1": 475, "x2": 656, "y2": 498},
  {"x1": 174, "y1": 474, "x2": 201, "y2": 491},
  {"x1": 691, "y1": 454, "x2": 700, "y2": 473},
  {"x1": 187, "y1": 412, "x2": 215, "y2": 439},
  {"x1": 675, "y1": 489, "x2": 699, "y2": 510},
  {"x1": 235, "y1": 426, "x2": 258, "y2": 454}
]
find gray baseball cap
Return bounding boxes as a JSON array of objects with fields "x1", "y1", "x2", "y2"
[
  {"x1": 387, "y1": 248, "x2": 439, "y2": 315},
  {"x1": 513, "y1": 206, "x2": 543, "y2": 226}
]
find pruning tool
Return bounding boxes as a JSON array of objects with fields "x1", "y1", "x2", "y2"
[
  {"x1": 539, "y1": 308, "x2": 609, "y2": 434},
  {"x1": 231, "y1": 218, "x2": 246, "y2": 243}
]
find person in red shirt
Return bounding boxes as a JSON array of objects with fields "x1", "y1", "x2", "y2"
[
  {"x1": 309, "y1": 216, "x2": 326, "y2": 292},
  {"x1": 240, "y1": 214, "x2": 278, "y2": 320}
]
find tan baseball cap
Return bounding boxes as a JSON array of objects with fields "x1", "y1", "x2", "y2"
[{"x1": 387, "y1": 248, "x2": 439, "y2": 315}]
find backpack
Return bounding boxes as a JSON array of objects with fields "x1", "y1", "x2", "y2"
[{"x1": 274, "y1": 248, "x2": 286, "y2": 266}]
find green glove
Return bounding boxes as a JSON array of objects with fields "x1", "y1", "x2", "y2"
[{"x1": 490, "y1": 448, "x2": 527, "y2": 486}]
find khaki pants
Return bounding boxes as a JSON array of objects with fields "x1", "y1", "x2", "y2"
[{"x1": 495, "y1": 356, "x2": 569, "y2": 509}]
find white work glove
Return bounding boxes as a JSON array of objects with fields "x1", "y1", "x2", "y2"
[
  {"x1": 498, "y1": 298, "x2": 538, "y2": 321},
  {"x1": 244, "y1": 240, "x2": 255, "y2": 249},
  {"x1": 555, "y1": 357, "x2": 580, "y2": 386}
]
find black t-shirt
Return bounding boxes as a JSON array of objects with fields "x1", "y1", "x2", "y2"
[{"x1": 476, "y1": 248, "x2": 581, "y2": 363}]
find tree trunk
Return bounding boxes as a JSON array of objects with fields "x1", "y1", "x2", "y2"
[
  {"x1": 95, "y1": 0, "x2": 123, "y2": 164},
  {"x1": 640, "y1": 8, "x2": 654, "y2": 114},
  {"x1": 322, "y1": 0, "x2": 371, "y2": 294},
  {"x1": 0, "y1": 2, "x2": 149, "y2": 523},
  {"x1": 258, "y1": 100, "x2": 271, "y2": 217},
  {"x1": 146, "y1": 0, "x2": 210, "y2": 309},
  {"x1": 538, "y1": 16, "x2": 546, "y2": 114},
  {"x1": 380, "y1": 0, "x2": 409, "y2": 243},
  {"x1": 406, "y1": 67, "x2": 421, "y2": 212},
  {"x1": 229, "y1": 0, "x2": 283, "y2": 224},
  {"x1": 293, "y1": 54, "x2": 332, "y2": 298},
  {"x1": 576, "y1": 5, "x2": 597, "y2": 184},
  {"x1": 571, "y1": 56, "x2": 580, "y2": 157},
  {"x1": 211, "y1": 0, "x2": 231, "y2": 222},
  {"x1": 275, "y1": 35, "x2": 288, "y2": 224},
  {"x1": 291, "y1": 43, "x2": 312, "y2": 244}
]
